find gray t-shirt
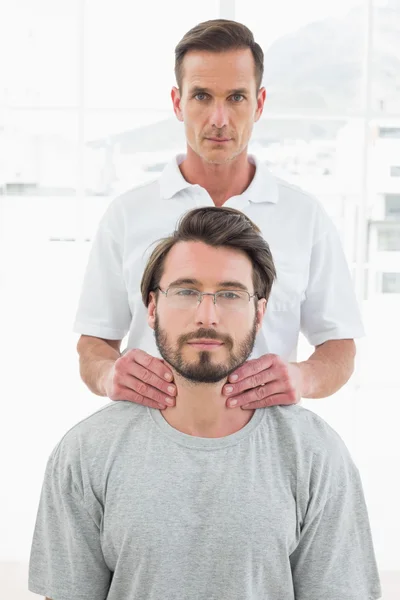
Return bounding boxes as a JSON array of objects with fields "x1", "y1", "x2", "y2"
[{"x1": 29, "y1": 402, "x2": 381, "y2": 600}]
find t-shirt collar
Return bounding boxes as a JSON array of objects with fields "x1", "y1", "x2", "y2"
[{"x1": 159, "y1": 153, "x2": 278, "y2": 204}]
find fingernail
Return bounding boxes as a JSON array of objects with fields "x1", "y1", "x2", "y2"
[
  {"x1": 164, "y1": 373, "x2": 173, "y2": 381},
  {"x1": 167, "y1": 385, "x2": 176, "y2": 395},
  {"x1": 225, "y1": 386, "x2": 233, "y2": 394},
  {"x1": 229, "y1": 399, "x2": 237, "y2": 407},
  {"x1": 165, "y1": 397, "x2": 175, "y2": 406},
  {"x1": 230, "y1": 374, "x2": 238, "y2": 382}
]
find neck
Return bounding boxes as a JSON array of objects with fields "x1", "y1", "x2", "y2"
[
  {"x1": 161, "y1": 371, "x2": 255, "y2": 438},
  {"x1": 179, "y1": 146, "x2": 256, "y2": 207}
]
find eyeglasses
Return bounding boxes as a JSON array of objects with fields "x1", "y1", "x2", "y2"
[{"x1": 157, "y1": 286, "x2": 258, "y2": 312}]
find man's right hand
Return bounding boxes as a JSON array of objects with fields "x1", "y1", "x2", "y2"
[{"x1": 104, "y1": 349, "x2": 176, "y2": 409}]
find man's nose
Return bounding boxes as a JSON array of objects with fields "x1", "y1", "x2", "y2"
[
  {"x1": 210, "y1": 102, "x2": 229, "y2": 130},
  {"x1": 194, "y1": 294, "x2": 219, "y2": 327}
]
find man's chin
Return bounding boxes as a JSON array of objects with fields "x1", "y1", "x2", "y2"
[
  {"x1": 198, "y1": 146, "x2": 240, "y2": 165},
  {"x1": 172, "y1": 358, "x2": 235, "y2": 385},
  {"x1": 174, "y1": 368, "x2": 229, "y2": 385}
]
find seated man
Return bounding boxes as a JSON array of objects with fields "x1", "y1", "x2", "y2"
[{"x1": 29, "y1": 207, "x2": 381, "y2": 600}]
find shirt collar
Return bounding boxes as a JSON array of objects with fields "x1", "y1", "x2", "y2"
[{"x1": 159, "y1": 153, "x2": 278, "y2": 204}]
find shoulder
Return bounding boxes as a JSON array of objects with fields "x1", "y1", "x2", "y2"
[
  {"x1": 99, "y1": 177, "x2": 184, "y2": 241},
  {"x1": 49, "y1": 402, "x2": 149, "y2": 469},
  {"x1": 114, "y1": 178, "x2": 161, "y2": 210},
  {"x1": 275, "y1": 177, "x2": 332, "y2": 225},
  {"x1": 265, "y1": 405, "x2": 359, "y2": 501},
  {"x1": 266, "y1": 404, "x2": 355, "y2": 469},
  {"x1": 275, "y1": 176, "x2": 319, "y2": 209},
  {"x1": 269, "y1": 174, "x2": 335, "y2": 239},
  {"x1": 103, "y1": 178, "x2": 161, "y2": 223}
]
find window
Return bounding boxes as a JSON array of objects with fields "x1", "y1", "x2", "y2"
[
  {"x1": 390, "y1": 165, "x2": 400, "y2": 177},
  {"x1": 385, "y1": 194, "x2": 400, "y2": 219},
  {"x1": 382, "y1": 272, "x2": 400, "y2": 293},
  {"x1": 377, "y1": 228, "x2": 400, "y2": 251},
  {"x1": 378, "y1": 127, "x2": 400, "y2": 138}
]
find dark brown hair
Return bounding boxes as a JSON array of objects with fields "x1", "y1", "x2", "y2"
[
  {"x1": 174, "y1": 19, "x2": 264, "y2": 92},
  {"x1": 141, "y1": 207, "x2": 276, "y2": 307}
]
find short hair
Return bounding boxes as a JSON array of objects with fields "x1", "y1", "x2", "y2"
[
  {"x1": 141, "y1": 206, "x2": 276, "y2": 307},
  {"x1": 174, "y1": 19, "x2": 264, "y2": 92}
]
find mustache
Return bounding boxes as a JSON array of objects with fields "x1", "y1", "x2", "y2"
[
  {"x1": 205, "y1": 131, "x2": 234, "y2": 138},
  {"x1": 178, "y1": 328, "x2": 233, "y2": 349}
]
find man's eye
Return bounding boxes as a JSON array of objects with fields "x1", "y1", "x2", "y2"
[
  {"x1": 175, "y1": 289, "x2": 198, "y2": 297},
  {"x1": 231, "y1": 94, "x2": 244, "y2": 102},
  {"x1": 194, "y1": 93, "x2": 208, "y2": 101},
  {"x1": 220, "y1": 291, "x2": 241, "y2": 300}
]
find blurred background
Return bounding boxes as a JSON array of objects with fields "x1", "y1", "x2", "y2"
[{"x1": 0, "y1": 0, "x2": 399, "y2": 597}]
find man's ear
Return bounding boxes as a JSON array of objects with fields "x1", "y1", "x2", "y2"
[
  {"x1": 148, "y1": 291, "x2": 157, "y2": 330},
  {"x1": 171, "y1": 86, "x2": 184, "y2": 122},
  {"x1": 254, "y1": 86, "x2": 267, "y2": 122},
  {"x1": 255, "y1": 298, "x2": 267, "y2": 332}
]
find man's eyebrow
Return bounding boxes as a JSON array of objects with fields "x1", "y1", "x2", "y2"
[
  {"x1": 189, "y1": 86, "x2": 249, "y2": 96},
  {"x1": 168, "y1": 278, "x2": 200, "y2": 287},
  {"x1": 168, "y1": 278, "x2": 249, "y2": 292},
  {"x1": 217, "y1": 281, "x2": 250, "y2": 292}
]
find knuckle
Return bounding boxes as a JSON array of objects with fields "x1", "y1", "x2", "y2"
[
  {"x1": 256, "y1": 386, "x2": 265, "y2": 400},
  {"x1": 135, "y1": 381, "x2": 147, "y2": 396},
  {"x1": 133, "y1": 348, "x2": 151, "y2": 366},
  {"x1": 139, "y1": 367, "x2": 151, "y2": 383},
  {"x1": 250, "y1": 375, "x2": 259, "y2": 389},
  {"x1": 142, "y1": 352, "x2": 154, "y2": 368}
]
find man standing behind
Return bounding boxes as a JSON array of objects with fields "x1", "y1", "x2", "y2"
[
  {"x1": 75, "y1": 19, "x2": 364, "y2": 410},
  {"x1": 30, "y1": 208, "x2": 381, "y2": 600}
]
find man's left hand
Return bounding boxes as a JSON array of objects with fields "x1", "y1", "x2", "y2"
[{"x1": 223, "y1": 354, "x2": 302, "y2": 409}]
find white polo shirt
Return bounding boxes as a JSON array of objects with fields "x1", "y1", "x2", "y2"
[{"x1": 73, "y1": 154, "x2": 364, "y2": 362}]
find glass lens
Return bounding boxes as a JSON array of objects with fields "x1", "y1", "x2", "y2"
[
  {"x1": 167, "y1": 288, "x2": 200, "y2": 309},
  {"x1": 216, "y1": 290, "x2": 250, "y2": 311}
]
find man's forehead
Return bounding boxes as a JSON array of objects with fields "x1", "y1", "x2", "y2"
[
  {"x1": 181, "y1": 48, "x2": 256, "y2": 91},
  {"x1": 161, "y1": 241, "x2": 254, "y2": 287}
]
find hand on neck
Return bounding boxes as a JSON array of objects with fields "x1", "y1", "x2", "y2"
[{"x1": 161, "y1": 369, "x2": 255, "y2": 438}]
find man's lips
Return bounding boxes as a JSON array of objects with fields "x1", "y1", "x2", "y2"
[
  {"x1": 187, "y1": 339, "x2": 224, "y2": 349},
  {"x1": 206, "y1": 137, "x2": 231, "y2": 142}
]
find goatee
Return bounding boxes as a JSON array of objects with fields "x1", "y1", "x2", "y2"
[{"x1": 154, "y1": 313, "x2": 257, "y2": 384}]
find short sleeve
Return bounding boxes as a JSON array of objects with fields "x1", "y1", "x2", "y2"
[
  {"x1": 301, "y1": 217, "x2": 365, "y2": 346},
  {"x1": 29, "y1": 453, "x2": 112, "y2": 600},
  {"x1": 73, "y1": 199, "x2": 132, "y2": 340},
  {"x1": 290, "y1": 466, "x2": 382, "y2": 600}
]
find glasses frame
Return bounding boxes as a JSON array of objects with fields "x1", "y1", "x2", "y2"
[{"x1": 156, "y1": 286, "x2": 258, "y2": 309}]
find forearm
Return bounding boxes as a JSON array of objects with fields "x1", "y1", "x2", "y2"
[
  {"x1": 77, "y1": 335, "x2": 121, "y2": 397},
  {"x1": 296, "y1": 339, "x2": 356, "y2": 399}
]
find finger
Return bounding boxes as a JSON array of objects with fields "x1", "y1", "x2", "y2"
[
  {"x1": 224, "y1": 367, "x2": 278, "y2": 396},
  {"x1": 128, "y1": 361, "x2": 177, "y2": 396},
  {"x1": 126, "y1": 349, "x2": 174, "y2": 382},
  {"x1": 119, "y1": 374, "x2": 175, "y2": 407},
  {"x1": 227, "y1": 354, "x2": 276, "y2": 383},
  {"x1": 241, "y1": 393, "x2": 296, "y2": 409},
  {"x1": 226, "y1": 380, "x2": 287, "y2": 408},
  {"x1": 111, "y1": 388, "x2": 166, "y2": 410}
]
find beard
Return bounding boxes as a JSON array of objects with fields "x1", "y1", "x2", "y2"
[{"x1": 154, "y1": 313, "x2": 257, "y2": 384}]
